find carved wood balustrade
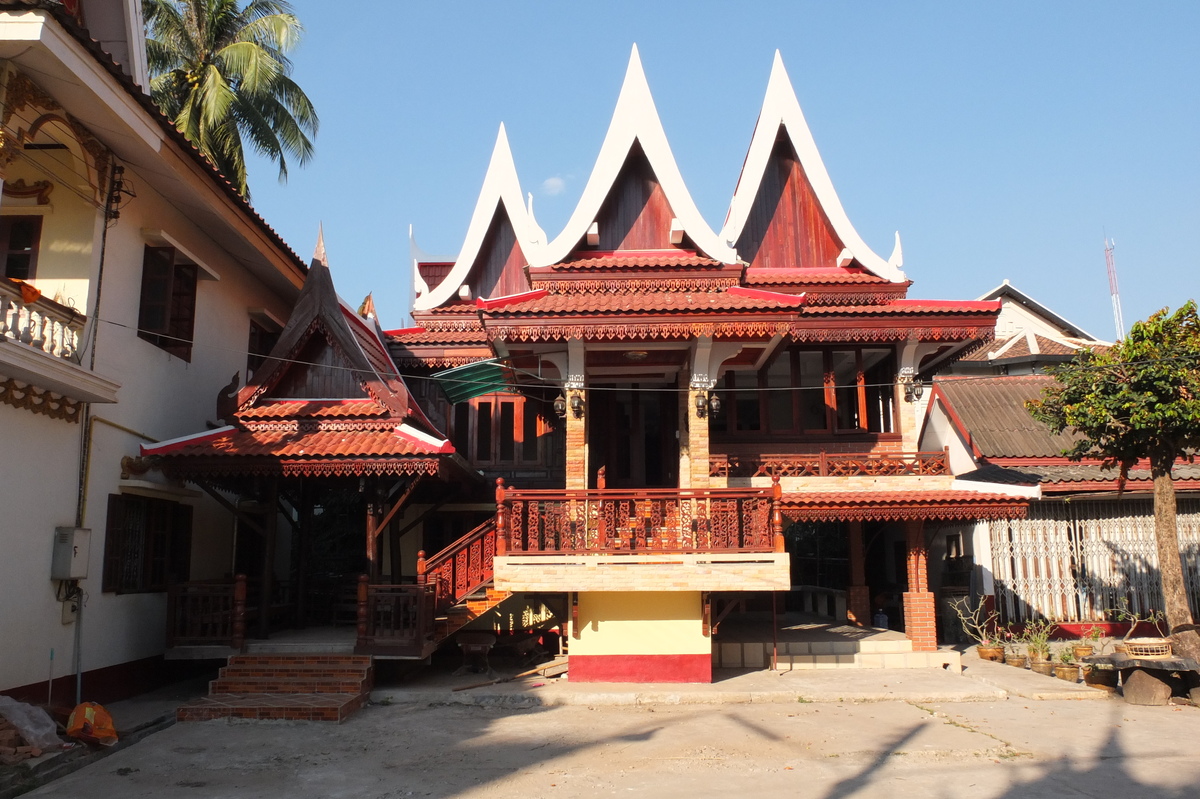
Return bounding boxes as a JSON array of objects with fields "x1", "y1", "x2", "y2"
[
  {"x1": 417, "y1": 517, "x2": 498, "y2": 615},
  {"x1": 355, "y1": 579, "x2": 437, "y2": 656},
  {"x1": 166, "y1": 574, "x2": 247, "y2": 649},
  {"x1": 0, "y1": 279, "x2": 84, "y2": 362},
  {"x1": 709, "y1": 450, "x2": 949, "y2": 479},
  {"x1": 495, "y1": 478, "x2": 786, "y2": 554}
]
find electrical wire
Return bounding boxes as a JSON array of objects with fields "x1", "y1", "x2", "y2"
[{"x1": 90, "y1": 314, "x2": 1200, "y2": 396}]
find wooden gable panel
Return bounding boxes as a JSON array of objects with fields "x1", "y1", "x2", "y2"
[
  {"x1": 596, "y1": 143, "x2": 677, "y2": 251},
  {"x1": 266, "y1": 335, "x2": 370, "y2": 400},
  {"x1": 470, "y1": 208, "x2": 529, "y2": 300},
  {"x1": 737, "y1": 129, "x2": 844, "y2": 270}
]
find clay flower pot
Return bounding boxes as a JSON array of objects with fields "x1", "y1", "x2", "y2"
[
  {"x1": 977, "y1": 645, "x2": 1005, "y2": 662},
  {"x1": 1005, "y1": 655, "x2": 1028, "y2": 668},
  {"x1": 1054, "y1": 663, "x2": 1079, "y2": 682},
  {"x1": 1083, "y1": 666, "x2": 1118, "y2": 691},
  {"x1": 1072, "y1": 645, "x2": 1094, "y2": 659},
  {"x1": 1030, "y1": 659, "x2": 1054, "y2": 676}
]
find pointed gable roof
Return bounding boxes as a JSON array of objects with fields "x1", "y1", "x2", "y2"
[
  {"x1": 722, "y1": 52, "x2": 905, "y2": 283},
  {"x1": 413, "y1": 124, "x2": 545, "y2": 311},
  {"x1": 143, "y1": 238, "x2": 459, "y2": 476},
  {"x1": 534, "y1": 45, "x2": 737, "y2": 267}
]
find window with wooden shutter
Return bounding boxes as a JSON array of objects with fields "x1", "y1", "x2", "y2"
[
  {"x1": 137, "y1": 245, "x2": 197, "y2": 361},
  {"x1": 101, "y1": 494, "x2": 193, "y2": 593}
]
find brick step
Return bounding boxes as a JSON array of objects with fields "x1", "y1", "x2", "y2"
[
  {"x1": 177, "y1": 693, "x2": 365, "y2": 723},
  {"x1": 210, "y1": 676, "x2": 367, "y2": 695},
  {"x1": 485, "y1": 588, "x2": 509, "y2": 602},
  {"x1": 229, "y1": 654, "x2": 371, "y2": 667},
  {"x1": 219, "y1": 664, "x2": 371, "y2": 679}
]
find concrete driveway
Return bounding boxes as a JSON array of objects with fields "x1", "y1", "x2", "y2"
[{"x1": 22, "y1": 693, "x2": 1200, "y2": 799}]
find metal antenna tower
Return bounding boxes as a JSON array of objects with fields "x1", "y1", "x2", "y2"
[{"x1": 1104, "y1": 237, "x2": 1125, "y2": 340}]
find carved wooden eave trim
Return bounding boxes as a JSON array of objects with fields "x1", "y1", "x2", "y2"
[
  {"x1": 161, "y1": 457, "x2": 443, "y2": 480},
  {"x1": 782, "y1": 503, "x2": 1028, "y2": 522},
  {"x1": 0, "y1": 375, "x2": 81, "y2": 421},
  {"x1": 530, "y1": 276, "x2": 743, "y2": 294}
]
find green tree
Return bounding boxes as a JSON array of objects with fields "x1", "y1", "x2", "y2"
[
  {"x1": 1028, "y1": 301, "x2": 1200, "y2": 660},
  {"x1": 144, "y1": 0, "x2": 318, "y2": 196}
]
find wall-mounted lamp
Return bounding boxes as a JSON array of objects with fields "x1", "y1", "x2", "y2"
[
  {"x1": 695, "y1": 391, "x2": 722, "y2": 418},
  {"x1": 553, "y1": 392, "x2": 567, "y2": 418},
  {"x1": 903, "y1": 379, "x2": 925, "y2": 403},
  {"x1": 569, "y1": 391, "x2": 585, "y2": 418}
]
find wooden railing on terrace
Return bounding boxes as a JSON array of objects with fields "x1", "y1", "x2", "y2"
[
  {"x1": 355, "y1": 578, "x2": 437, "y2": 656},
  {"x1": 495, "y1": 478, "x2": 786, "y2": 554},
  {"x1": 709, "y1": 450, "x2": 948, "y2": 479},
  {"x1": 0, "y1": 278, "x2": 85, "y2": 363},
  {"x1": 166, "y1": 575, "x2": 247, "y2": 649}
]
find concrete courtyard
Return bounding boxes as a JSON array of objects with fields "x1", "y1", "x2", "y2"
[{"x1": 16, "y1": 662, "x2": 1200, "y2": 799}]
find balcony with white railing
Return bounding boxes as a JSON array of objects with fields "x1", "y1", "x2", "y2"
[{"x1": 0, "y1": 278, "x2": 118, "y2": 409}]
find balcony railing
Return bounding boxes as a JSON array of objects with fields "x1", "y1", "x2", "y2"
[
  {"x1": 417, "y1": 518, "x2": 497, "y2": 615},
  {"x1": 709, "y1": 450, "x2": 948, "y2": 478},
  {"x1": 0, "y1": 279, "x2": 85, "y2": 363},
  {"x1": 495, "y1": 478, "x2": 785, "y2": 555},
  {"x1": 166, "y1": 575, "x2": 247, "y2": 649},
  {"x1": 354, "y1": 578, "x2": 437, "y2": 657}
]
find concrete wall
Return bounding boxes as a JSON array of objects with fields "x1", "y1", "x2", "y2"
[{"x1": 571, "y1": 591, "x2": 710, "y2": 682}]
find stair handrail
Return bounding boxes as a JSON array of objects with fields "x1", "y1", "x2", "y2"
[{"x1": 417, "y1": 516, "x2": 498, "y2": 614}]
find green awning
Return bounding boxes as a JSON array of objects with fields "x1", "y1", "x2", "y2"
[{"x1": 431, "y1": 360, "x2": 514, "y2": 404}]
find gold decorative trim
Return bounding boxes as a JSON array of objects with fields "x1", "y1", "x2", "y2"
[
  {"x1": 2, "y1": 178, "x2": 53, "y2": 204},
  {"x1": 0, "y1": 376, "x2": 82, "y2": 422}
]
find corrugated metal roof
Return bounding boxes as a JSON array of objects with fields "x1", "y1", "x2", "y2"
[{"x1": 935, "y1": 375, "x2": 1081, "y2": 458}]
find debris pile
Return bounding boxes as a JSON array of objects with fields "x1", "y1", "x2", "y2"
[{"x1": 0, "y1": 717, "x2": 42, "y2": 766}]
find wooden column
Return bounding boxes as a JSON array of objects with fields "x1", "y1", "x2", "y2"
[
  {"x1": 258, "y1": 478, "x2": 279, "y2": 640},
  {"x1": 902, "y1": 518, "x2": 937, "y2": 651},
  {"x1": 847, "y1": 521, "x2": 871, "y2": 627},
  {"x1": 231, "y1": 574, "x2": 247, "y2": 651}
]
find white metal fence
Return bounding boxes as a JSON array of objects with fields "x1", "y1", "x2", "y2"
[{"x1": 990, "y1": 498, "x2": 1200, "y2": 624}]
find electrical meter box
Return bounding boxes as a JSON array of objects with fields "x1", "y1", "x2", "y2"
[{"x1": 51, "y1": 527, "x2": 90, "y2": 580}]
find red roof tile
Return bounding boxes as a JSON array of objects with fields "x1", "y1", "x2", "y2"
[
  {"x1": 554, "y1": 251, "x2": 724, "y2": 269},
  {"x1": 744, "y1": 268, "x2": 892, "y2": 286},
  {"x1": 237, "y1": 400, "x2": 385, "y2": 420},
  {"x1": 781, "y1": 489, "x2": 1028, "y2": 521},
  {"x1": 147, "y1": 427, "x2": 448, "y2": 459}
]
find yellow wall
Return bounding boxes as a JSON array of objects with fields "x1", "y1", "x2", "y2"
[{"x1": 573, "y1": 591, "x2": 707, "y2": 656}]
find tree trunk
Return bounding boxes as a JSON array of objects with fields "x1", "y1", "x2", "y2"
[{"x1": 1151, "y1": 455, "x2": 1200, "y2": 662}]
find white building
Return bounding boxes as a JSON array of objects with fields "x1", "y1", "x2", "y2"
[{"x1": 0, "y1": 1, "x2": 304, "y2": 702}]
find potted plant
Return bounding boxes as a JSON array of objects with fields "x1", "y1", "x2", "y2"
[
  {"x1": 1002, "y1": 626, "x2": 1027, "y2": 668},
  {"x1": 1113, "y1": 601, "x2": 1170, "y2": 658},
  {"x1": 1073, "y1": 625, "x2": 1103, "y2": 659},
  {"x1": 950, "y1": 596, "x2": 1004, "y2": 661},
  {"x1": 1053, "y1": 647, "x2": 1078, "y2": 682},
  {"x1": 1024, "y1": 619, "x2": 1054, "y2": 675}
]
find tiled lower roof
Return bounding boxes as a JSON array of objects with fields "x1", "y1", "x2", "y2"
[
  {"x1": 237, "y1": 400, "x2": 386, "y2": 419},
  {"x1": 780, "y1": 490, "x2": 1028, "y2": 521},
  {"x1": 958, "y1": 461, "x2": 1200, "y2": 487}
]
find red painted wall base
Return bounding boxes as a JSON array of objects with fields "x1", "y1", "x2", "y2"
[{"x1": 570, "y1": 654, "x2": 711, "y2": 683}]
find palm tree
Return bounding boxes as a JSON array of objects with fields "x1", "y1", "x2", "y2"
[{"x1": 144, "y1": 0, "x2": 318, "y2": 196}]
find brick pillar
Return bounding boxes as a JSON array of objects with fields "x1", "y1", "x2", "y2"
[
  {"x1": 903, "y1": 518, "x2": 937, "y2": 652},
  {"x1": 846, "y1": 521, "x2": 870, "y2": 626},
  {"x1": 687, "y1": 387, "x2": 710, "y2": 489},
  {"x1": 565, "y1": 390, "x2": 587, "y2": 490}
]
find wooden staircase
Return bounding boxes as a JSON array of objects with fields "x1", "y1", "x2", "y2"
[
  {"x1": 177, "y1": 654, "x2": 373, "y2": 723},
  {"x1": 437, "y1": 586, "x2": 512, "y2": 642}
]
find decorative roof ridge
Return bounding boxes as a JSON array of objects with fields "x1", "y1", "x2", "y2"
[
  {"x1": 413, "y1": 123, "x2": 545, "y2": 310},
  {"x1": 720, "y1": 51, "x2": 905, "y2": 283},
  {"x1": 534, "y1": 45, "x2": 737, "y2": 267},
  {"x1": 976, "y1": 280, "x2": 1106, "y2": 342}
]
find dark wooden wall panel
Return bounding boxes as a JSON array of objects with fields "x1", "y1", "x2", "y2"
[
  {"x1": 596, "y1": 144, "x2": 675, "y2": 251},
  {"x1": 736, "y1": 130, "x2": 844, "y2": 270},
  {"x1": 268, "y1": 336, "x2": 366, "y2": 399},
  {"x1": 471, "y1": 208, "x2": 529, "y2": 300}
]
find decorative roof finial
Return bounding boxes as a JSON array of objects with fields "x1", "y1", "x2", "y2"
[{"x1": 312, "y1": 223, "x2": 328, "y2": 267}]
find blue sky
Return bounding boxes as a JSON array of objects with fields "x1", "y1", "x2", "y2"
[{"x1": 243, "y1": 2, "x2": 1199, "y2": 340}]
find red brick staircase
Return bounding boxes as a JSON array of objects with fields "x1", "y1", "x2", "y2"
[{"x1": 177, "y1": 654, "x2": 373, "y2": 723}]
